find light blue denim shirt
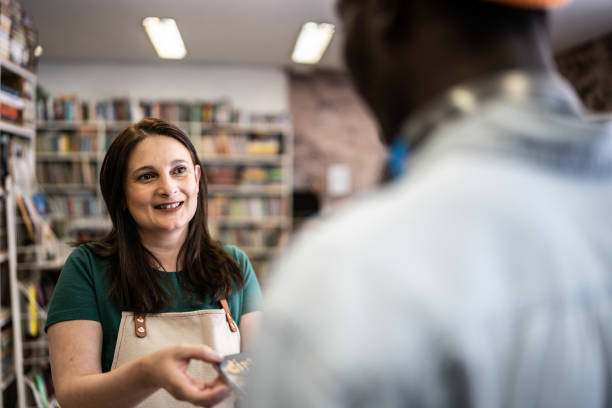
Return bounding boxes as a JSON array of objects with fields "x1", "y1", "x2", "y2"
[{"x1": 248, "y1": 71, "x2": 612, "y2": 408}]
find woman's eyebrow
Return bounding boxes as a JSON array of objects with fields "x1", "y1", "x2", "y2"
[{"x1": 132, "y1": 160, "x2": 189, "y2": 174}]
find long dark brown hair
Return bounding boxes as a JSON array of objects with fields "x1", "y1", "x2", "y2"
[{"x1": 88, "y1": 118, "x2": 244, "y2": 313}]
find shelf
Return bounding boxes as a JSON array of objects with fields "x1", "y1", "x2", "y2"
[
  {"x1": 22, "y1": 339, "x2": 48, "y2": 350},
  {"x1": 22, "y1": 356, "x2": 50, "y2": 366},
  {"x1": 1, "y1": 372, "x2": 15, "y2": 391},
  {"x1": 201, "y1": 154, "x2": 287, "y2": 165},
  {"x1": 201, "y1": 122, "x2": 290, "y2": 134},
  {"x1": 208, "y1": 184, "x2": 289, "y2": 195},
  {"x1": 1, "y1": 59, "x2": 36, "y2": 83},
  {"x1": 17, "y1": 259, "x2": 65, "y2": 271},
  {"x1": 0, "y1": 90, "x2": 25, "y2": 109},
  {"x1": 0, "y1": 307, "x2": 11, "y2": 327},
  {"x1": 210, "y1": 216, "x2": 291, "y2": 228},
  {"x1": 37, "y1": 120, "x2": 132, "y2": 130},
  {"x1": 37, "y1": 151, "x2": 100, "y2": 161},
  {"x1": 39, "y1": 183, "x2": 97, "y2": 191},
  {"x1": 37, "y1": 120, "x2": 290, "y2": 133},
  {"x1": 0, "y1": 120, "x2": 35, "y2": 139},
  {"x1": 67, "y1": 216, "x2": 111, "y2": 230},
  {"x1": 240, "y1": 246, "x2": 282, "y2": 257}
]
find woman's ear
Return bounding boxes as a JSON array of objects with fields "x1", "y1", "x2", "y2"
[{"x1": 195, "y1": 164, "x2": 201, "y2": 184}]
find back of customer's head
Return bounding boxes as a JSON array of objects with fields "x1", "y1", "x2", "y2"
[{"x1": 337, "y1": 0, "x2": 568, "y2": 144}]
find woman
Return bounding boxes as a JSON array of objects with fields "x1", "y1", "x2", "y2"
[{"x1": 45, "y1": 118, "x2": 262, "y2": 407}]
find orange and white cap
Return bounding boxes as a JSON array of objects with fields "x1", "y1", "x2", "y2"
[{"x1": 482, "y1": 0, "x2": 571, "y2": 9}]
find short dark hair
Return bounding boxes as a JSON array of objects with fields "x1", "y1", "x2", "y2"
[
  {"x1": 91, "y1": 118, "x2": 245, "y2": 313},
  {"x1": 431, "y1": 0, "x2": 547, "y2": 45},
  {"x1": 337, "y1": 0, "x2": 547, "y2": 46}
]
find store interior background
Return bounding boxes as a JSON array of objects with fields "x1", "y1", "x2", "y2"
[
  {"x1": 22, "y1": 0, "x2": 612, "y2": 210},
  {"x1": 1, "y1": 0, "x2": 612, "y2": 406}
]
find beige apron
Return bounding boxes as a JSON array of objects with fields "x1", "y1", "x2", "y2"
[{"x1": 111, "y1": 300, "x2": 240, "y2": 407}]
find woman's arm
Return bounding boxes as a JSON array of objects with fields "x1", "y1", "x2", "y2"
[
  {"x1": 239, "y1": 311, "x2": 262, "y2": 351},
  {"x1": 48, "y1": 320, "x2": 230, "y2": 408}
]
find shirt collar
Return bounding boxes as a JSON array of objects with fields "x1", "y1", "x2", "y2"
[{"x1": 398, "y1": 70, "x2": 612, "y2": 176}]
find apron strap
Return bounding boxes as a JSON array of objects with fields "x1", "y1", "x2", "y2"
[
  {"x1": 220, "y1": 299, "x2": 239, "y2": 333},
  {"x1": 132, "y1": 301, "x2": 238, "y2": 338},
  {"x1": 134, "y1": 314, "x2": 147, "y2": 338}
]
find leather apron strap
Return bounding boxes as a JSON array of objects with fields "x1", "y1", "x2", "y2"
[
  {"x1": 220, "y1": 299, "x2": 239, "y2": 333},
  {"x1": 132, "y1": 299, "x2": 238, "y2": 338}
]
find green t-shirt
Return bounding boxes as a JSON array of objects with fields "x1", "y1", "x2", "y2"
[{"x1": 45, "y1": 244, "x2": 262, "y2": 372}]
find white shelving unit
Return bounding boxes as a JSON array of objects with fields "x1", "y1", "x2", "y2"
[{"x1": 0, "y1": 54, "x2": 51, "y2": 408}]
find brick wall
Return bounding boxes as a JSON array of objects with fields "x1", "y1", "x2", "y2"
[
  {"x1": 556, "y1": 31, "x2": 612, "y2": 113},
  {"x1": 289, "y1": 70, "x2": 386, "y2": 210}
]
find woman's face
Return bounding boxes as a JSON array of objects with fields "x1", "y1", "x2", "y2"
[{"x1": 124, "y1": 135, "x2": 201, "y2": 243}]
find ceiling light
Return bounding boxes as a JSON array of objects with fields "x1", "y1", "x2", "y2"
[
  {"x1": 291, "y1": 22, "x2": 335, "y2": 64},
  {"x1": 142, "y1": 17, "x2": 187, "y2": 59}
]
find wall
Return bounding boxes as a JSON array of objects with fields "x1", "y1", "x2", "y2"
[
  {"x1": 37, "y1": 61, "x2": 289, "y2": 113},
  {"x1": 556, "y1": 31, "x2": 612, "y2": 113},
  {"x1": 289, "y1": 70, "x2": 385, "y2": 210}
]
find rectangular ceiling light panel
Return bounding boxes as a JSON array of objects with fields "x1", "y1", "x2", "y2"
[
  {"x1": 142, "y1": 17, "x2": 187, "y2": 59},
  {"x1": 291, "y1": 22, "x2": 335, "y2": 64}
]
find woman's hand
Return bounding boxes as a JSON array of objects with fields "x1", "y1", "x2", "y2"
[{"x1": 144, "y1": 344, "x2": 231, "y2": 407}]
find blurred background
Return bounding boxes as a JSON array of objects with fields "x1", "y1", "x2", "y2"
[{"x1": 0, "y1": 0, "x2": 611, "y2": 406}]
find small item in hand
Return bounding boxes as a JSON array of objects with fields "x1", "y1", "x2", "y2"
[{"x1": 218, "y1": 352, "x2": 253, "y2": 397}]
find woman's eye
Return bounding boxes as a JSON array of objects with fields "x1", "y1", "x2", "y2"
[
  {"x1": 138, "y1": 173, "x2": 155, "y2": 181},
  {"x1": 173, "y1": 166, "x2": 187, "y2": 174}
]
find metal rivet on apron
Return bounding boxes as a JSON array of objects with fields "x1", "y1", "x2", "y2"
[{"x1": 134, "y1": 314, "x2": 147, "y2": 338}]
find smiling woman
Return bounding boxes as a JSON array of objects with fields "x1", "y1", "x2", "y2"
[
  {"x1": 124, "y1": 135, "x2": 202, "y2": 253},
  {"x1": 43, "y1": 118, "x2": 262, "y2": 408}
]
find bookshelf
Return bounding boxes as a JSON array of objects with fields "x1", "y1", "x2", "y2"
[
  {"x1": 1, "y1": 28, "x2": 55, "y2": 408},
  {"x1": 35, "y1": 100, "x2": 293, "y2": 281}
]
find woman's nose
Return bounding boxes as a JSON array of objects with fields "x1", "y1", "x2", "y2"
[{"x1": 157, "y1": 174, "x2": 178, "y2": 197}]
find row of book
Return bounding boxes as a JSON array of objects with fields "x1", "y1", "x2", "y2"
[
  {"x1": 206, "y1": 165, "x2": 283, "y2": 185},
  {"x1": 140, "y1": 100, "x2": 236, "y2": 124},
  {"x1": 140, "y1": 101, "x2": 290, "y2": 126},
  {"x1": 250, "y1": 258, "x2": 270, "y2": 280},
  {"x1": 34, "y1": 193, "x2": 100, "y2": 220},
  {"x1": 36, "y1": 161, "x2": 97, "y2": 186},
  {"x1": 0, "y1": 0, "x2": 38, "y2": 72},
  {"x1": 0, "y1": 132, "x2": 29, "y2": 191},
  {"x1": 213, "y1": 227, "x2": 283, "y2": 249},
  {"x1": 199, "y1": 132, "x2": 283, "y2": 156},
  {"x1": 1, "y1": 321, "x2": 12, "y2": 381},
  {"x1": 0, "y1": 197, "x2": 6, "y2": 252},
  {"x1": 0, "y1": 101, "x2": 19, "y2": 123},
  {"x1": 207, "y1": 196, "x2": 285, "y2": 218},
  {"x1": 36, "y1": 94, "x2": 132, "y2": 122},
  {"x1": 36, "y1": 127, "x2": 99, "y2": 153},
  {"x1": 35, "y1": 92, "x2": 290, "y2": 127}
]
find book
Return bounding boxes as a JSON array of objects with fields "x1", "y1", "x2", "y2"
[
  {"x1": 16, "y1": 194, "x2": 35, "y2": 241},
  {"x1": 218, "y1": 352, "x2": 252, "y2": 397}
]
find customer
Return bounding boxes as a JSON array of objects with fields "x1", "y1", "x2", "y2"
[
  {"x1": 249, "y1": 0, "x2": 612, "y2": 407},
  {"x1": 46, "y1": 118, "x2": 262, "y2": 407}
]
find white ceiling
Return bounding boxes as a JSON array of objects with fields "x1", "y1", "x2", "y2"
[{"x1": 18, "y1": 0, "x2": 612, "y2": 69}]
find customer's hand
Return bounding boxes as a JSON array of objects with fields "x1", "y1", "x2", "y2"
[{"x1": 145, "y1": 344, "x2": 231, "y2": 407}]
